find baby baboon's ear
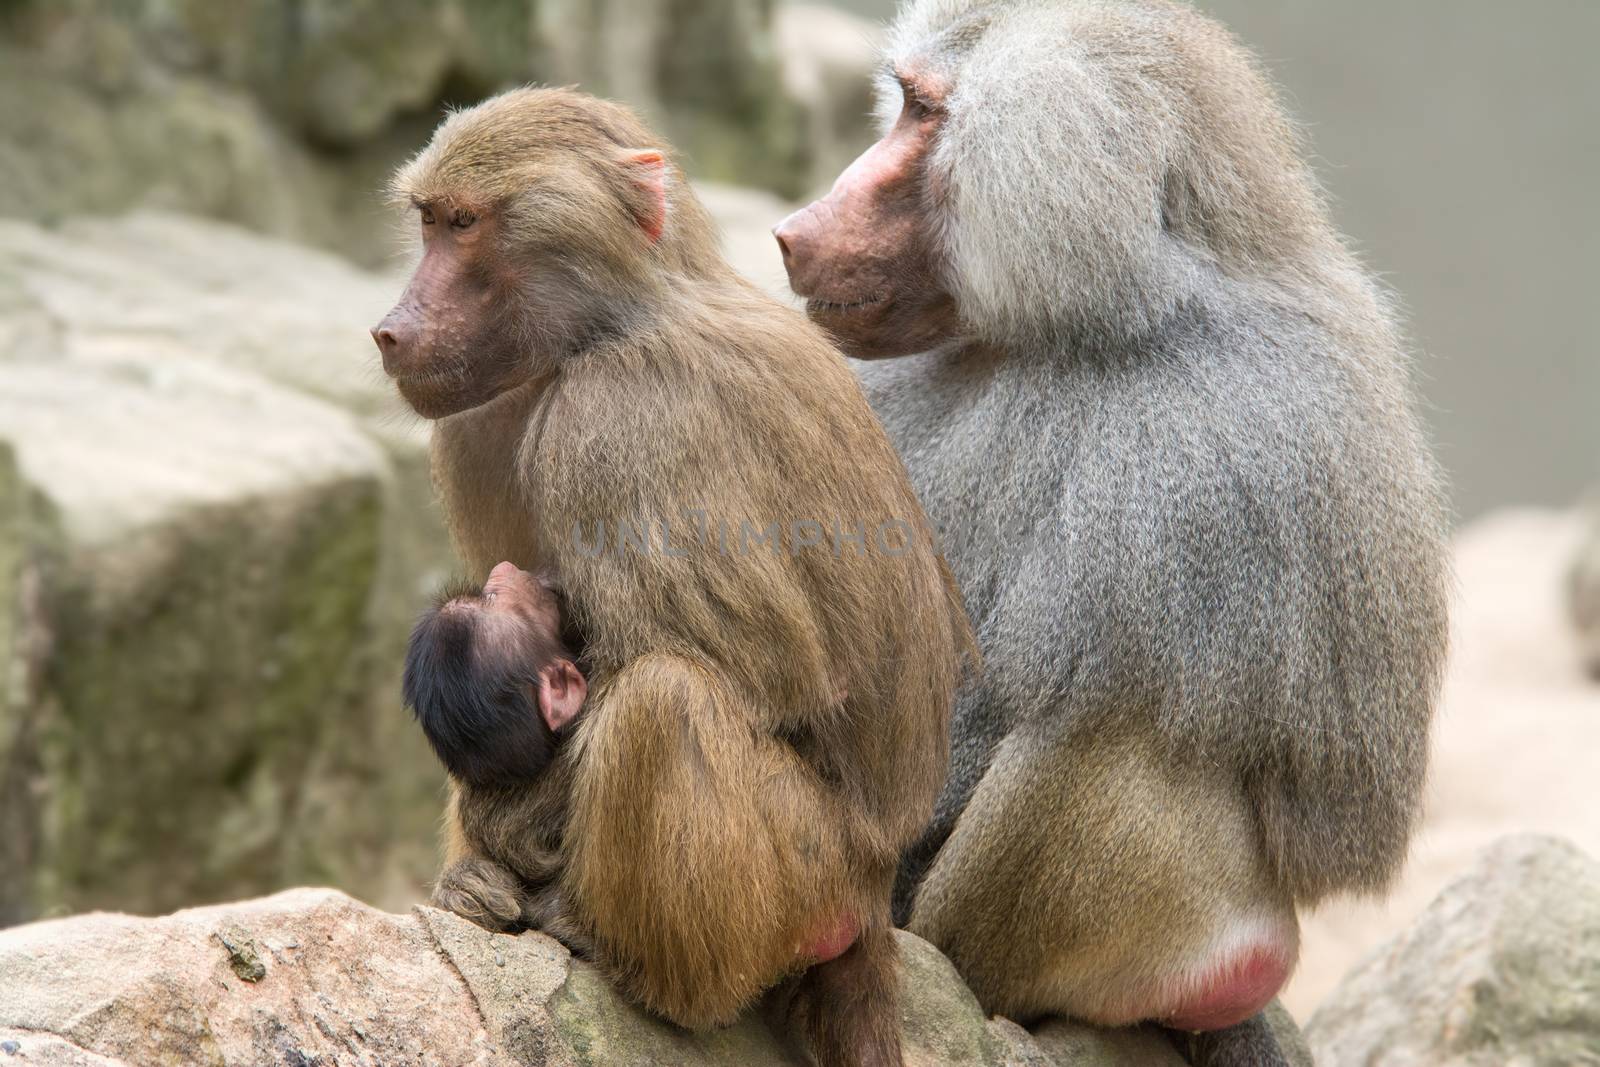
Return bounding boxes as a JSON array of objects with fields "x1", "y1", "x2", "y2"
[
  {"x1": 536, "y1": 659, "x2": 587, "y2": 733},
  {"x1": 619, "y1": 149, "x2": 667, "y2": 244}
]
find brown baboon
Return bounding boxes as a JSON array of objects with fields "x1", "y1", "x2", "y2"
[
  {"x1": 373, "y1": 87, "x2": 972, "y2": 1067},
  {"x1": 775, "y1": 1, "x2": 1451, "y2": 1064}
]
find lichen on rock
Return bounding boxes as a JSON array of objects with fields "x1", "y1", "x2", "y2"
[{"x1": 215, "y1": 923, "x2": 267, "y2": 982}]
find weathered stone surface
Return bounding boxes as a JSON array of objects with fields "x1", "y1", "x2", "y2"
[
  {"x1": 0, "y1": 213, "x2": 449, "y2": 923},
  {"x1": 0, "y1": 890, "x2": 496, "y2": 1066},
  {"x1": 0, "y1": 350, "x2": 392, "y2": 920},
  {"x1": 0, "y1": 441, "x2": 48, "y2": 927},
  {"x1": 115, "y1": 0, "x2": 533, "y2": 147},
  {"x1": 0, "y1": 214, "x2": 399, "y2": 413},
  {"x1": 0, "y1": 21, "x2": 365, "y2": 257},
  {"x1": 0, "y1": 888, "x2": 1299, "y2": 1066},
  {"x1": 1306, "y1": 834, "x2": 1600, "y2": 1067}
]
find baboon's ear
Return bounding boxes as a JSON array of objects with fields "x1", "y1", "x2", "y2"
[
  {"x1": 536, "y1": 660, "x2": 587, "y2": 733},
  {"x1": 620, "y1": 150, "x2": 667, "y2": 244}
]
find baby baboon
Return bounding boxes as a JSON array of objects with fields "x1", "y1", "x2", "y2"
[
  {"x1": 402, "y1": 562, "x2": 589, "y2": 944},
  {"x1": 375, "y1": 87, "x2": 971, "y2": 1067},
  {"x1": 776, "y1": 1, "x2": 1450, "y2": 1064}
]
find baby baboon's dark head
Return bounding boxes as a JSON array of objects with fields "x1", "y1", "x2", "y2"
[{"x1": 404, "y1": 563, "x2": 586, "y2": 789}]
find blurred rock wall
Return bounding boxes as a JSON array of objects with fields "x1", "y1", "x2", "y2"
[
  {"x1": 0, "y1": 213, "x2": 450, "y2": 924},
  {"x1": 0, "y1": 0, "x2": 879, "y2": 267}
]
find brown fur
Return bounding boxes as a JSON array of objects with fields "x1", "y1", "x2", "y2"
[{"x1": 383, "y1": 88, "x2": 973, "y2": 1062}]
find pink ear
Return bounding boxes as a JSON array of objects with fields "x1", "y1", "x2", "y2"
[
  {"x1": 624, "y1": 150, "x2": 667, "y2": 244},
  {"x1": 536, "y1": 660, "x2": 587, "y2": 733}
]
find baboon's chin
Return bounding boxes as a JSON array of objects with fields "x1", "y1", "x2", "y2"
[
  {"x1": 396, "y1": 377, "x2": 482, "y2": 420},
  {"x1": 807, "y1": 295, "x2": 891, "y2": 348},
  {"x1": 815, "y1": 293, "x2": 959, "y2": 361}
]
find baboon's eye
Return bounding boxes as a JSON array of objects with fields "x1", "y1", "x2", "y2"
[
  {"x1": 900, "y1": 80, "x2": 927, "y2": 118},
  {"x1": 420, "y1": 207, "x2": 437, "y2": 226},
  {"x1": 451, "y1": 210, "x2": 477, "y2": 231},
  {"x1": 901, "y1": 79, "x2": 943, "y2": 122}
]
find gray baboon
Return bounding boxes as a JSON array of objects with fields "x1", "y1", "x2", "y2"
[
  {"x1": 775, "y1": 1, "x2": 1451, "y2": 1063},
  {"x1": 374, "y1": 88, "x2": 972, "y2": 1067}
]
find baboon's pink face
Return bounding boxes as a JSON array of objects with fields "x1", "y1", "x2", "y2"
[
  {"x1": 372, "y1": 204, "x2": 528, "y2": 419},
  {"x1": 773, "y1": 72, "x2": 958, "y2": 360},
  {"x1": 480, "y1": 561, "x2": 563, "y2": 643}
]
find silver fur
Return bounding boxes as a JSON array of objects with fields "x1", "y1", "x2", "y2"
[{"x1": 867, "y1": 0, "x2": 1453, "y2": 918}]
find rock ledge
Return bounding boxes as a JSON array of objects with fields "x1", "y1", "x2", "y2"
[{"x1": 0, "y1": 888, "x2": 1266, "y2": 1066}]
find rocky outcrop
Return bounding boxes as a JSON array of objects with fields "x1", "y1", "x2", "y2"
[
  {"x1": 0, "y1": 2, "x2": 869, "y2": 265},
  {"x1": 1306, "y1": 834, "x2": 1600, "y2": 1066},
  {"x1": 0, "y1": 13, "x2": 380, "y2": 263},
  {"x1": 0, "y1": 888, "x2": 1314, "y2": 1066},
  {"x1": 0, "y1": 212, "x2": 446, "y2": 924}
]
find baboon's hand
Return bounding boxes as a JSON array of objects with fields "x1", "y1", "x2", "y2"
[{"x1": 431, "y1": 856, "x2": 528, "y2": 932}]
